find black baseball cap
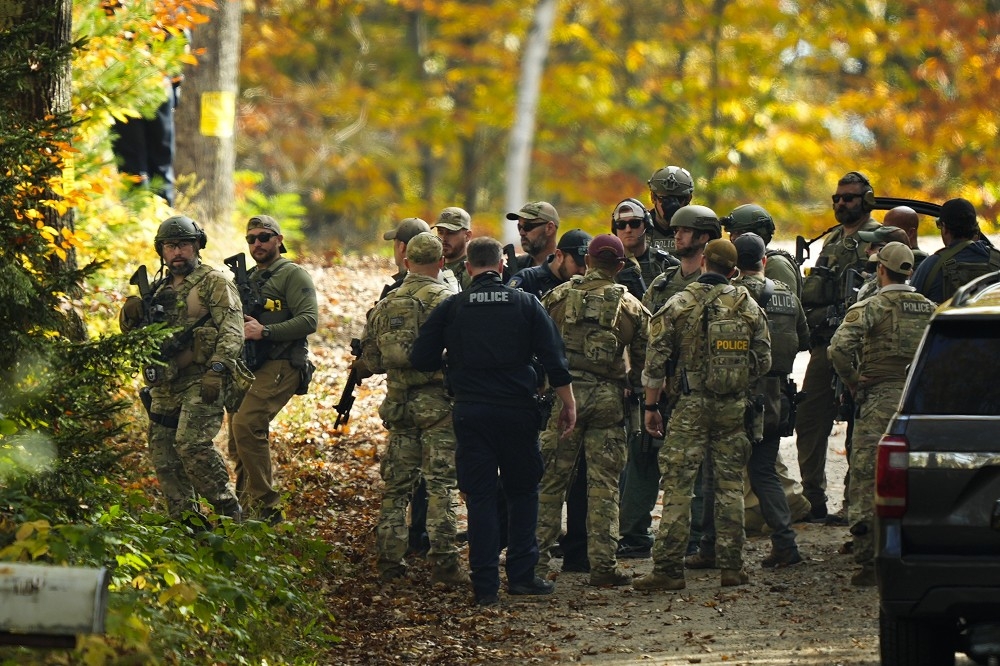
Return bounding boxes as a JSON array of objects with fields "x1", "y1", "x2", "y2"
[{"x1": 557, "y1": 228, "x2": 592, "y2": 257}]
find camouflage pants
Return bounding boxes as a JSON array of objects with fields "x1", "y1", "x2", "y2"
[
  {"x1": 376, "y1": 384, "x2": 459, "y2": 573},
  {"x1": 536, "y1": 380, "x2": 627, "y2": 577},
  {"x1": 849, "y1": 382, "x2": 903, "y2": 566},
  {"x1": 148, "y1": 378, "x2": 237, "y2": 518},
  {"x1": 652, "y1": 393, "x2": 750, "y2": 577}
]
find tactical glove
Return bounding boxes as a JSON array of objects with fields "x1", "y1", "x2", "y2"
[
  {"x1": 200, "y1": 370, "x2": 223, "y2": 405},
  {"x1": 119, "y1": 295, "x2": 145, "y2": 333}
]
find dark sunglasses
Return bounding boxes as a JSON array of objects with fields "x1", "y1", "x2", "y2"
[
  {"x1": 246, "y1": 232, "x2": 277, "y2": 244},
  {"x1": 613, "y1": 218, "x2": 644, "y2": 230},
  {"x1": 517, "y1": 221, "x2": 548, "y2": 233},
  {"x1": 831, "y1": 193, "x2": 864, "y2": 204}
]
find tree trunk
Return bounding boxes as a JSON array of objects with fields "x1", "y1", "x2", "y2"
[
  {"x1": 175, "y1": 0, "x2": 242, "y2": 227},
  {"x1": 503, "y1": 0, "x2": 557, "y2": 245}
]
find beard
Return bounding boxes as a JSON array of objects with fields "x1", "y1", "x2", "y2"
[
  {"x1": 521, "y1": 233, "x2": 548, "y2": 256},
  {"x1": 674, "y1": 239, "x2": 704, "y2": 259},
  {"x1": 168, "y1": 256, "x2": 198, "y2": 276},
  {"x1": 835, "y1": 206, "x2": 867, "y2": 226}
]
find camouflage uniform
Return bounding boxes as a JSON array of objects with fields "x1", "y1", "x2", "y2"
[
  {"x1": 828, "y1": 284, "x2": 934, "y2": 566},
  {"x1": 145, "y1": 263, "x2": 244, "y2": 519},
  {"x1": 764, "y1": 250, "x2": 802, "y2": 299},
  {"x1": 796, "y1": 217, "x2": 880, "y2": 516},
  {"x1": 616, "y1": 263, "x2": 704, "y2": 553},
  {"x1": 642, "y1": 277, "x2": 771, "y2": 578},
  {"x1": 535, "y1": 268, "x2": 650, "y2": 581},
  {"x1": 361, "y1": 270, "x2": 461, "y2": 578},
  {"x1": 444, "y1": 257, "x2": 471, "y2": 290}
]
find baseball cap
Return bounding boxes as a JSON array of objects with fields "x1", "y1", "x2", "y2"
[
  {"x1": 937, "y1": 198, "x2": 978, "y2": 234},
  {"x1": 433, "y1": 207, "x2": 472, "y2": 232},
  {"x1": 556, "y1": 229, "x2": 592, "y2": 258},
  {"x1": 405, "y1": 232, "x2": 443, "y2": 265},
  {"x1": 876, "y1": 241, "x2": 915, "y2": 275},
  {"x1": 383, "y1": 217, "x2": 430, "y2": 244},
  {"x1": 506, "y1": 201, "x2": 559, "y2": 225},
  {"x1": 857, "y1": 225, "x2": 909, "y2": 245},
  {"x1": 247, "y1": 215, "x2": 287, "y2": 253},
  {"x1": 587, "y1": 234, "x2": 626, "y2": 261},
  {"x1": 733, "y1": 232, "x2": 766, "y2": 268},
  {"x1": 704, "y1": 238, "x2": 738, "y2": 272},
  {"x1": 612, "y1": 199, "x2": 647, "y2": 223}
]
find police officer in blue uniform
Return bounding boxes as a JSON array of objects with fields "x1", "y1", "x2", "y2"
[{"x1": 411, "y1": 236, "x2": 577, "y2": 607}]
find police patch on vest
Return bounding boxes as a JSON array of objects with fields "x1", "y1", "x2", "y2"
[
  {"x1": 714, "y1": 339, "x2": 749, "y2": 351},
  {"x1": 902, "y1": 300, "x2": 934, "y2": 314},
  {"x1": 765, "y1": 292, "x2": 797, "y2": 315},
  {"x1": 469, "y1": 291, "x2": 510, "y2": 303}
]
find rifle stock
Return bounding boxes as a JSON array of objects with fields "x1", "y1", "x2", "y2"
[
  {"x1": 130, "y1": 265, "x2": 151, "y2": 297},
  {"x1": 225, "y1": 253, "x2": 261, "y2": 370}
]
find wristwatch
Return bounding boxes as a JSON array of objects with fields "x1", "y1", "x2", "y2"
[
  {"x1": 261, "y1": 326, "x2": 271, "y2": 339},
  {"x1": 210, "y1": 361, "x2": 226, "y2": 373}
]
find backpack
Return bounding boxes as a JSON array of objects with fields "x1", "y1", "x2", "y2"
[
  {"x1": 682, "y1": 284, "x2": 755, "y2": 395},
  {"x1": 933, "y1": 241, "x2": 1000, "y2": 301},
  {"x1": 560, "y1": 279, "x2": 626, "y2": 378},
  {"x1": 376, "y1": 293, "x2": 427, "y2": 369}
]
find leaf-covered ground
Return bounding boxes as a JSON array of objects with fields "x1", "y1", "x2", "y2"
[{"x1": 266, "y1": 255, "x2": 887, "y2": 665}]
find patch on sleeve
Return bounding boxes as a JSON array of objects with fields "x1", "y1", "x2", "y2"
[
  {"x1": 649, "y1": 315, "x2": 665, "y2": 339},
  {"x1": 843, "y1": 309, "x2": 862, "y2": 324}
]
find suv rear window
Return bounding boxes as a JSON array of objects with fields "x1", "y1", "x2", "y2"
[{"x1": 905, "y1": 318, "x2": 1000, "y2": 415}]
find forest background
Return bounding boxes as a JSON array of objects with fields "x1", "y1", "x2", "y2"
[{"x1": 1, "y1": 0, "x2": 999, "y2": 664}]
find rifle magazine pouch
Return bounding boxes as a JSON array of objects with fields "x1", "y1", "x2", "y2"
[
  {"x1": 224, "y1": 359, "x2": 256, "y2": 412},
  {"x1": 192, "y1": 326, "x2": 218, "y2": 366}
]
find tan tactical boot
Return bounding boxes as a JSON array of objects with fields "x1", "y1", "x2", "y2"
[
  {"x1": 632, "y1": 572, "x2": 686, "y2": 591},
  {"x1": 720, "y1": 568, "x2": 750, "y2": 587},
  {"x1": 431, "y1": 563, "x2": 471, "y2": 588},
  {"x1": 684, "y1": 550, "x2": 717, "y2": 569},
  {"x1": 761, "y1": 546, "x2": 803, "y2": 569},
  {"x1": 851, "y1": 564, "x2": 877, "y2": 587},
  {"x1": 588, "y1": 568, "x2": 632, "y2": 587}
]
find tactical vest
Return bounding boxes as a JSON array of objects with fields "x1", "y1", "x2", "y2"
[
  {"x1": 801, "y1": 223, "x2": 875, "y2": 310},
  {"x1": 377, "y1": 281, "x2": 443, "y2": 369},
  {"x1": 861, "y1": 291, "x2": 935, "y2": 377},
  {"x1": 764, "y1": 249, "x2": 802, "y2": 299},
  {"x1": 737, "y1": 277, "x2": 800, "y2": 376},
  {"x1": 923, "y1": 240, "x2": 1000, "y2": 302},
  {"x1": 644, "y1": 265, "x2": 699, "y2": 316},
  {"x1": 679, "y1": 284, "x2": 754, "y2": 396},
  {"x1": 148, "y1": 264, "x2": 220, "y2": 382},
  {"x1": 560, "y1": 276, "x2": 627, "y2": 380}
]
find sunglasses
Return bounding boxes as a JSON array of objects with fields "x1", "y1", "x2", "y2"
[
  {"x1": 246, "y1": 232, "x2": 277, "y2": 244},
  {"x1": 613, "y1": 218, "x2": 644, "y2": 230},
  {"x1": 831, "y1": 193, "x2": 864, "y2": 204},
  {"x1": 517, "y1": 221, "x2": 548, "y2": 233}
]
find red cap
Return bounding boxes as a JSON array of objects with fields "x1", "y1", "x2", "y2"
[{"x1": 587, "y1": 234, "x2": 626, "y2": 261}]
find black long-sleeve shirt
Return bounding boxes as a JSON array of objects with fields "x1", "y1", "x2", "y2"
[{"x1": 410, "y1": 271, "x2": 572, "y2": 409}]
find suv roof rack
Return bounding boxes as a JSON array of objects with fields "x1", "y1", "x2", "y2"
[{"x1": 872, "y1": 197, "x2": 941, "y2": 217}]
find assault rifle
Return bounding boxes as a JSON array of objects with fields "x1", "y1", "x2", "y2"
[
  {"x1": 335, "y1": 338, "x2": 363, "y2": 428},
  {"x1": 224, "y1": 253, "x2": 265, "y2": 370}
]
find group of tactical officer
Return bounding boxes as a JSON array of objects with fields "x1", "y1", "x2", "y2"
[
  {"x1": 122, "y1": 167, "x2": 996, "y2": 605},
  {"x1": 121, "y1": 213, "x2": 318, "y2": 527}
]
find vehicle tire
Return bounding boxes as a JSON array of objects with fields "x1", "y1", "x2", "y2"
[{"x1": 880, "y1": 610, "x2": 957, "y2": 666}]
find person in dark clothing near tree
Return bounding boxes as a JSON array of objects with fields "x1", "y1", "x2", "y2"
[{"x1": 410, "y1": 237, "x2": 577, "y2": 607}]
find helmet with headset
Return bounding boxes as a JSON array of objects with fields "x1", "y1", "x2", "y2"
[
  {"x1": 721, "y1": 203, "x2": 776, "y2": 244},
  {"x1": 669, "y1": 204, "x2": 722, "y2": 240}
]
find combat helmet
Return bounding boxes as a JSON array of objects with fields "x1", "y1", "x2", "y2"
[
  {"x1": 647, "y1": 165, "x2": 694, "y2": 197},
  {"x1": 721, "y1": 204, "x2": 775, "y2": 244},
  {"x1": 669, "y1": 204, "x2": 721, "y2": 239},
  {"x1": 154, "y1": 215, "x2": 207, "y2": 255}
]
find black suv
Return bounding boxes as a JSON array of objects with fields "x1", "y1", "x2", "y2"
[{"x1": 876, "y1": 271, "x2": 1000, "y2": 665}]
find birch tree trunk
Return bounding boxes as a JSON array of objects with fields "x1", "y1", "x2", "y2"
[{"x1": 503, "y1": 0, "x2": 558, "y2": 245}]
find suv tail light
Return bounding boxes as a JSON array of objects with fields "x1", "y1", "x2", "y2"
[{"x1": 876, "y1": 435, "x2": 909, "y2": 518}]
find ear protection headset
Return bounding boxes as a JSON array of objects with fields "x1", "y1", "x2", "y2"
[
  {"x1": 610, "y1": 198, "x2": 652, "y2": 235},
  {"x1": 154, "y1": 215, "x2": 209, "y2": 256},
  {"x1": 844, "y1": 171, "x2": 876, "y2": 211}
]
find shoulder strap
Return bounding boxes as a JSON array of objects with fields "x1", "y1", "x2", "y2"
[{"x1": 923, "y1": 240, "x2": 975, "y2": 289}]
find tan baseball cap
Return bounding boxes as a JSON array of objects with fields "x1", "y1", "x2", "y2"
[
  {"x1": 876, "y1": 241, "x2": 915, "y2": 275},
  {"x1": 383, "y1": 217, "x2": 430, "y2": 244},
  {"x1": 406, "y1": 232, "x2": 443, "y2": 265},
  {"x1": 247, "y1": 215, "x2": 286, "y2": 253},
  {"x1": 704, "y1": 238, "x2": 738, "y2": 272},
  {"x1": 506, "y1": 201, "x2": 559, "y2": 225},
  {"x1": 433, "y1": 207, "x2": 472, "y2": 231}
]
